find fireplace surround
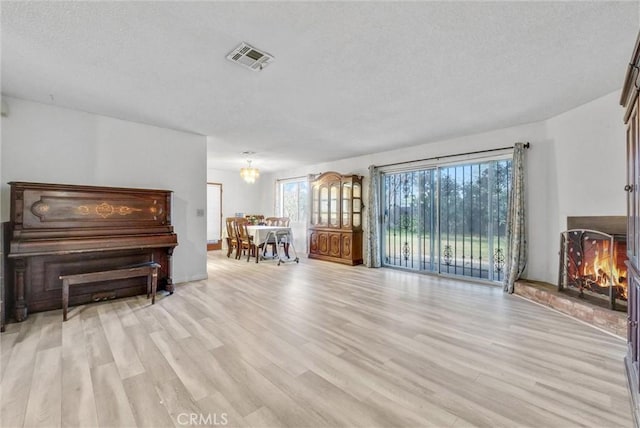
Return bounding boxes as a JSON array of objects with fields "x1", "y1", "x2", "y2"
[{"x1": 557, "y1": 216, "x2": 627, "y2": 311}]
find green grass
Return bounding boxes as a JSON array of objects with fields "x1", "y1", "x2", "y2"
[{"x1": 382, "y1": 231, "x2": 507, "y2": 262}]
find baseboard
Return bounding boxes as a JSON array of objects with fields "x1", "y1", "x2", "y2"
[{"x1": 174, "y1": 272, "x2": 208, "y2": 284}]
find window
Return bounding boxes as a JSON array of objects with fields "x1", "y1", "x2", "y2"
[
  {"x1": 277, "y1": 178, "x2": 309, "y2": 222},
  {"x1": 381, "y1": 157, "x2": 512, "y2": 282}
]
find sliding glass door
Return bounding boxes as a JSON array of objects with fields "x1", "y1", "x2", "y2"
[
  {"x1": 383, "y1": 169, "x2": 437, "y2": 271},
  {"x1": 382, "y1": 158, "x2": 511, "y2": 282}
]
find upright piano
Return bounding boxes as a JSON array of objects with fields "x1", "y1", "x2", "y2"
[{"x1": 5, "y1": 182, "x2": 178, "y2": 322}]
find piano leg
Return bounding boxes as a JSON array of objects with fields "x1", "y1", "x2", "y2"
[
  {"x1": 166, "y1": 248, "x2": 175, "y2": 295},
  {"x1": 14, "y1": 259, "x2": 28, "y2": 322}
]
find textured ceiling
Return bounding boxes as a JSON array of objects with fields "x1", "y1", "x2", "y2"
[{"x1": 2, "y1": 1, "x2": 639, "y2": 172}]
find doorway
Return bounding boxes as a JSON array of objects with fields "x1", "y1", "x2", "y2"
[{"x1": 207, "y1": 182, "x2": 222, "y2": 251}]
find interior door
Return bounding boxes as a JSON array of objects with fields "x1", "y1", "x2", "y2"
[{"x1": 207, "y1": 183, "x2": 222, "y2": 251}]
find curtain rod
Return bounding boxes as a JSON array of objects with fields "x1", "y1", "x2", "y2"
[
  {"x1": 275, "y1": 174, "x2": 313, "y2": 182},
  {"x1": 375, "y1": 142, "x2": 530, "y2": 169}
]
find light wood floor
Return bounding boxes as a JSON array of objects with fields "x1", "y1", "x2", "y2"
[{"x1": 1, "y1": 251, "x2": 633, "y2": 427}]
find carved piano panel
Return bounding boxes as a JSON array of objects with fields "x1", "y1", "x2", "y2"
[{"x1": 6, "y1": 182, "x2": 178, "y2": 321}]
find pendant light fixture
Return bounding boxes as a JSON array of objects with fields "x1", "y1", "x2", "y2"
[{"x1": 240, "y1": 152, "x2": 259, "y2": 183}]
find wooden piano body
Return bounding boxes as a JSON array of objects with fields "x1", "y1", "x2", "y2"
[{"x1": 5, "y1": 182, "x2": 178, "y2": 322}]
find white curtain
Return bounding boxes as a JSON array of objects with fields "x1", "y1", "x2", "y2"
[
  {"x1": 365, "y1": 165, "x2": 382, "y2": 267},
  {"x1": 504, "y1": 142, "x2": 528, "y2": 293}
]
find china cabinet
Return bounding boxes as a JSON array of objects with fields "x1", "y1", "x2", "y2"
[
  {"x1": 308, "y1": 172, "x2": 363, "y2": 265},
  {"x1": 622, "y1": 30, "x2": 640, "y2": 427}
]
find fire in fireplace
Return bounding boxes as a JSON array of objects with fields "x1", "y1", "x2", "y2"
[{"x1": 558, "y1": 229, "x2": 627, "y2": 310}]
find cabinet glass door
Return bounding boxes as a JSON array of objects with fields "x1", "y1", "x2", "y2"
[
  {"x1": 353, "y1": 183, "x2": 361, "y2": 228},
  {"x1": 629, "y1": 114, "x2": 636, "y2": 261},
  {"x1": 320, "y1": 186, "x2": 329, "y2": 225},
  {"x1": 342, "y1": 182, "x2": 352, "y2": 227},
  {"x1": 312, "y1": 185, "x2": 320, "y2": 225},
  {"x1": 635, "y1": 107, "x2": 640, "y2": 263},
  {"x1": 329, "y1": 184, "x2": 339, "y2": 226}
]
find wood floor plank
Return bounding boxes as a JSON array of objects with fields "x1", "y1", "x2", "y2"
[
  {"x1": 125, "y1": 323, "x2": 177, "y2": 386},
  {"x1": 295, "y1": 369, "x2": 404, "y2": 428},
  {"x1": 209, "y1": 346, "x2": 329, "y2": 426},
  {"x1": 196, "y1": 345, "x2": 263, "y2": 417},
  {"x1": 212, "y1": 317, "x2": 308, "y2": 376},
  {"x1": 149, "y1": 330, "x2": 217, "y2": 401},
  {"x1": 0, "y1": 251, "x2": 632, "y2": 427},
  {"x1": 255, "y1": 362, "x2": 364, "y2": 427},
  {"x1": 147, "y1": 304, "x2": 191, "y2": 340},
  {"x1": 126, "y1": 295, "x2": 165, "y2": 334},
  {"x1": 97, "y1": 303, "x2": 145, "y2": 379},
  {"x1": 1, "y1": 314, "x2": 42, "y2": 427},
  {"x1": 201, "y1": 318, "x2": 273, "y2": 371},
  {"x1": 113, "y1": 299, "x2": 140, "y2": 328},
  {"x1": 383, "y1": 355, "x2": 527, "y2": 427},
  {"x1": 23, "y1": 346, "x2": 62, "y2": 428},
  {"x1": 0, "y1": 330, "x2": 19, "y2": 381},
  {"x1": 80, "y1": 304, "x2": 114, "y2": 369},
  {"x1": 244, "y1": 406, "x2": 284, "y2": 428},
  {"x1": 153, "y1": 376, "x2": 205, "y2": 426},
  {"x1": 61, "y1": 316, "x2": 99, "y2": 428},
  {"x1": 196, "y1": 391, "x2": 247, "y2": 428},
  {"x1": 90, "y1": 362, "x2": 137, "y2": 427},
  {"x1": 163, "y1": 299, "x2": 224, "y2": 350},
  {"x1": 122, "y1": 372, "x2": 175, "y2": 428},
  {"x1": 35, "y1": 310, "x2": 62, "y2": 351},
  {"x1": 476, "y1": 372, "x2": 629, "y2": 428}
]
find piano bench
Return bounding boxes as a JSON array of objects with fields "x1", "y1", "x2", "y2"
[{"x1": 59, "y1": 262, "x2": 161, "y2": 322}]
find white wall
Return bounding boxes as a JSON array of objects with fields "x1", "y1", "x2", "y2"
[
  {"x1": 258, "y1": 90, "x2": 626, "y2": 285},
  {"x1": 523, "y1": 91, "x2": 626, "y2": 285},
  {"x1": 206, "y1": 167, "x2": 266, "y2": 251},
  {"x1": 206, "y1": 167, "x2": 265, "y2": 219},
  {"x1": 546, "y1": 91, "x2": 626, "y2": 228},
  {"x1": 1, "y1": 97, "x2": 208, "y2": 283}
]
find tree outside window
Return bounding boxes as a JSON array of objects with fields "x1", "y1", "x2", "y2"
[{"x1": 278, "y1": 179, "x2": 309, "y2": 222}]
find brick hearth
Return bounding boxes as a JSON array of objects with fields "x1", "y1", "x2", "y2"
[{"x1": 514, "y1": 280, "x2": 626, "y2": 338}]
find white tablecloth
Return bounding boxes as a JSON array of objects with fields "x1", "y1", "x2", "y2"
[{"x1": 245, "y1": 225, "x2": 292, "y2": 247}]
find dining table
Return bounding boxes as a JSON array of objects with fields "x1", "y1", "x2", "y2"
[{"x1": 245, "y1": 225, "x2": 297, "y2": 264}]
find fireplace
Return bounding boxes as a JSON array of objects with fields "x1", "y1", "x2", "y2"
[{"x1": 558, "y1": 217, "x2": 628, "y2": 310}]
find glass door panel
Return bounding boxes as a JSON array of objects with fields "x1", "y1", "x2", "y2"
[
  {"x1": 312, "y1": 185, "x2": 320, "y2": 225},
  {"x1": 632, "y1": 107, "x2": 639, "y2": 263},
  {"x1": 382, "y1": 170, "x2": 435, "y2": 270},
  {"x1": 353, "y1": 183, "x2": 361, "y2": 228},
  {"x1": 381, "y1": 159, "x2": 511, "y2": 282},
  {"x1": 342, "y1": 183, "x2": 352, "y2": 227},
  {"x1": 353, "y1": 183, "x2": 361, "y2": 198},
  {"x1": 439, "y1": 161, "x2": 510, "y2": 280},
  {"x1": 329, "y1": 184, "x2": 339, "y2": 226},
  {"x1": 319, "y1": 186, "x2": 328, "y2": 225}
]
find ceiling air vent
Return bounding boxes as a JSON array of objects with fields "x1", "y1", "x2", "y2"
[{"x1": 226, "y1": 42, "x2": 274, "y2": 71}]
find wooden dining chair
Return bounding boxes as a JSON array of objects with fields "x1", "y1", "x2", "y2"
[
  {"x1": 224, "y1": 217, "x2": 241, "y2": 258},
  {"x1": 264, "y1": 217, "x2": 279, "y2": 226},
  {"x1": 235, "y1": 219, "x2": 259, "y2": 262}
]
